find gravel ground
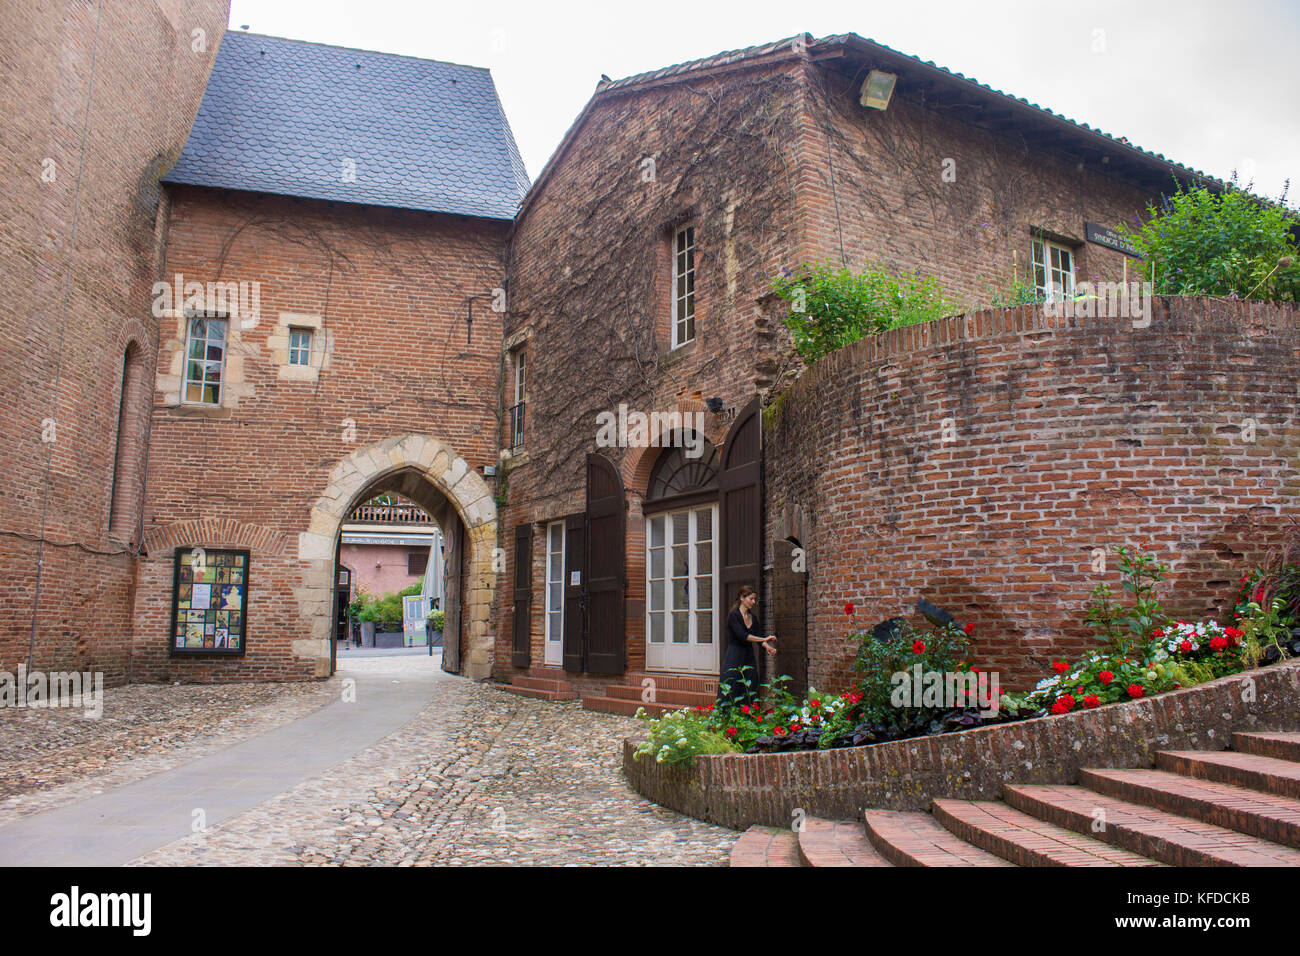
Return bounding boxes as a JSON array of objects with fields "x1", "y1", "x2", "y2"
[
  {"x1": 0, "y1": 679, "x2": 337, "y2": 825},
  {"x1": 130, "y1": 668, "x2": 737, "y2": 866}
]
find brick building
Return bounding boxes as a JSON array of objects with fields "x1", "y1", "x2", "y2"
[
  {"x1": 5, "y1": 19, "x2": 1279, "y2": 695},
  {"x1": 494, "y1": 34, "x2": 1240, "y2": 710},
  {"x1": 0, "y1": 0, "x2": 229, "y2": 684}
]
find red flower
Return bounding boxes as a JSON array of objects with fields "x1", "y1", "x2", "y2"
[
  {"x1": 1224, "y1": 626, "x2": 1244, "y2": 642},
  {"x1": 1083, "y1": 694, "x2": 1101, "y2": 709},
  {"x1": 791, "y1": 723, "x2": 802, "y2": 732},
  {"x1": 912, "y1": 640, "x2": 926, "y2": 654},
  {"x1": 1127, "y1": 683, "x2": 1145, "y2": 699},
  {"x1": 963, "y1": 622, "x2": 975, "y2": 635},
  {"x1": 1051, "y1": 695, "x2": 1076, "y2": 714},
  {"x1": 725, "y1": 727, "x2": 737, "y2": 737},
  {"x1": 774, "y1": 726, "x2": 786, "y2": 736},
  {"x1": 1209, "y1": 636, "x2": 1228, "y2": 652},
  {"x1": 740, "y1": 704, "x2": 750, "y2": 714},
  {"x1": 811, "y1": 700, "x2": 821, "y2": 708},
  {"x1": 844, "y1": 602, "x2": 855, "y2": 615},
  {"x1": 1151, "y1": 628, "x2": 1164, "y2": 639},
  {"x1": 1179, "y1": 640, "x2": 1192, "y2": 654},
  {"x1": 1099, "y1": 671, "x2": 1114, "y2": 685},
  {"x1": 1052, "y1": 661, "x2": 1068, "y2": 674}
]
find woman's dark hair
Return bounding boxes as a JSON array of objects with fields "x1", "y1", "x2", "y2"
[{"x1": 731, "y1": 585, "x2": 756, "y2": 613}]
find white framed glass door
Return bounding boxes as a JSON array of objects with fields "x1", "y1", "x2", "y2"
[
  {"x1": 544, "y1": 521, "x2": 564, "y2": 666},
  {"x1": 645, "y1": 504, "x2": 717, "y2": 673}
]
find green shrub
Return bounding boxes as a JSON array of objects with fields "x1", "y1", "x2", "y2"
[
  {"x1": 770, "y1": 261, "x2": 955, "y2": 362},
  {"x1": 1122, "y1": 180, "x2": 1300, "y2": 301}
]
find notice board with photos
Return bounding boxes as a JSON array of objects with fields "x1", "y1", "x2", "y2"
[{"x1": 170, "y1": 547, "x2": 250, "y2": 656}]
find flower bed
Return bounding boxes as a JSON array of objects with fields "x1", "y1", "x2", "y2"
[
  {"x1": 622, "y1": 658, "x2": 1300, "y2": 829},
  {"x1": 632, "y1": 544, "x2": 1300, "y2": 764}
]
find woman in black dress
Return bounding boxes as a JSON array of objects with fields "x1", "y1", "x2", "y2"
[{"x1": 717, "y1": 585, "x2": 776, "y2": 707}]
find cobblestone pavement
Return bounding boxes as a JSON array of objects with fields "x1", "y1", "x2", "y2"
[
  {"x1": 8, "y1": 657, "x2": 737, "y2": 866},
  {"x1": 0, "y1": 679, "x2": 336, "y2": 827}
]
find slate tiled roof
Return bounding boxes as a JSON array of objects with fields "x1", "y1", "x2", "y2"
[{"x1": 164, "y1": 31, "x2": 530, "y2": 220}]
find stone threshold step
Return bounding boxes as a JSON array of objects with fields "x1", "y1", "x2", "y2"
[{"x1": 495, "y1": 684, "x2": 577, "y2": 702}]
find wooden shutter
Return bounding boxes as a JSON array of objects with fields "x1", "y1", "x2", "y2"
[
  {"x1": 562, "y1": 512, "x2": 586, "y2": 671},
  {"x1": 585, "y1": 453, "x2": 626, "y2": 674},
  {"x1": 720, "y1": 397, "x2": 763, "y2": 670},
  {"x1": 511, "y1": 523, "x2": 533, "y2": 668}
]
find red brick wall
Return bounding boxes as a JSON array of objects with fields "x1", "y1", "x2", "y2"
[
  {"x1": 0, "y1": 0, "x2": 228, "y2": 683},
  {"x1": 765, "y1": 298, "x2": 1300, "y2": 693},
  {"x1": 134, "y1": 187, "x2": 508, "y2": 681},
  {"x1": 793, "y1": 59, "x2": 1154, "y2": 302}
]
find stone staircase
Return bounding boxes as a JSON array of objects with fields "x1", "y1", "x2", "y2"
[
  {"x1": 731, "y1": 730, "x2": 1300, "y2": 867},
  {"x1": 581, "y1": 672, "x2": 717, "y2": 717}
]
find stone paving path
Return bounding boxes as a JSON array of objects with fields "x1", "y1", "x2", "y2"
[{"x1": 1, "y1": 655, "x2": 737, "y2": 866}]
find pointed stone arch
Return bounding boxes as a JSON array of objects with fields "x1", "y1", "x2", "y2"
[{"x1": 299, "y1": 434, "x2": 497, "y2": 678}]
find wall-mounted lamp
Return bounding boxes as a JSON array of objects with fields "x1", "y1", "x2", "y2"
[
  {"x1": 859, "y1": 70, "x2": 897, "y2": 111},
  {"x1": 705, "y1": 396, "x2": 725, "y2": 414}
]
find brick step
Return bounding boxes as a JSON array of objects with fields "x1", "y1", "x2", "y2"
[
  {"x1": 604, "y1": 684, "x2": 715, "y2": 706},
  {"x1": 1004, "y1": 784, "x2": 1300, "y2": 866},
  {"x1": 626, "y1": 672, "x2": 718, "y2": 694},
  {"x1": 1155, "y1": 749, "x2": 1300, "y2": 800},
  {"x1": 1232, "y1": 731, "x2": 1300, "y2": 763},
  {"x1": 797, "y1": 818, "x2": 893, "y2": 867},
  {"x1": 512, "y1": 675, "x2": 576, "y2": 695},
  {"x1": 496, "y1": 684, "x2": 577, "y2": 702},
  {"x1": 862, "y1": 809, "x2": 1013, "y2": 867},
  {"x1": 931, "y1": 798, "x2": 1162, "y2": 867},
  {"x1": 581, "y1": 695, "x2": 678, "y2": 717},
  {"x1": 730, "y1": 826, "x2": 802, "y2": 867},
  {"x1": 1081, "y1": 767, "x2": 1300, "y2": 848}
]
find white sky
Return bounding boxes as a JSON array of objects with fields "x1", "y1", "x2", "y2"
[{"x1": 227, "y1": 0, "x2": 1300, "y2": 204}]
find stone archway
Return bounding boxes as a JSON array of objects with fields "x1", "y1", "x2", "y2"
[{"x1": 298, "y1": 434, "x2": 497, "y2": 679}]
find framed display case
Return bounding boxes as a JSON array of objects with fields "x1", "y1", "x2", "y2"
[{"x1": 169, "y1": 547, "x2": 250, "y2": 656}]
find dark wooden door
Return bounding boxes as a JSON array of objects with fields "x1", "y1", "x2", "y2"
[
  {"x1": 772, "y1": 537, "x2": 808, "y2": 695},
  {"x1": 562, "y1": 512, "x2": 586, "y2": 671},
  {"x1": 442, "y1": 521, "x2": 462, "y2": 673},
  {"x1": 585, "y1": 453, "x2": 626, "y2": 674},
  {"x1": 720, "y1": 397, "x2": 763, "y2": 671},
  {"x1": 511, "y1": 523, "x2": 533, "y2": 668}
]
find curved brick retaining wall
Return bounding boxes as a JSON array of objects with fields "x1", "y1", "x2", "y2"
[
  {"x1": 622, "y1": 660, "x2": 1300, "y2": 830},
  {"x1": 764, "y1": 297, "x2": 1300, "y2": 691}
]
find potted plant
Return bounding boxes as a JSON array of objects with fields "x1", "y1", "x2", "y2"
[{"x1": 427, "y1": 609, "x2": 445, "y2": 647}]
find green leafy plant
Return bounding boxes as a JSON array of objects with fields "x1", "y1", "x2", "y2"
[
  {"x1": 1122, "y1": 179, "x2": 1300, "y2": 302},
  {"x1": 428, "y1": 609, "x2": 445, "y2": 632},
  {"x1": 770, "y1": 261, "x2": 955, "y2": 362},
  {"x1": 632, "y1": 706, "x2": 739, "y2": 765},
  {"x1": 1085, "y1": 544, "x2": 1169, "y2": 655}
]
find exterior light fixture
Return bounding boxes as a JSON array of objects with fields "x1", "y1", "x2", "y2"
[
  {"x1": 705, "y1": 396, "x2": 725, "y2": 413},
  {"x1": 859, "y1": 70, "x2": 897, "y2": 110}
]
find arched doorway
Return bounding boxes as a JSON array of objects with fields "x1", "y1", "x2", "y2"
[
  {"x1": 643, "y1": 433, "x2": 720, "y2": 674},
  {"x1": 299, "y1": 434, "x2": 497, "y2": 679}
]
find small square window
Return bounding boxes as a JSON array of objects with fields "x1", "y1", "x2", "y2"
[
  {"x1": 408, "y1": 550, "x2": 428, "y2": 576},
  {"x1": 288, "y1": 328, "x2": 313, "y2": 367}
]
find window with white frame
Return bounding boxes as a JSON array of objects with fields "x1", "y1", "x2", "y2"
[
  {"x1": 510, "y1": 347, "x2": 526, "y2": 449},
  {"x1": 183, "y1": 316, "x2": 228, "y2": 405},
  {"x1": 671, "y1": 226, "x2": 696, "y2": 348},
  {"x1": 1032, "y1": 238, "x2": 1075, "y2": 302},
  {"x1": 288, "y1": 327, "x2": 313, "y2": 366},
  {"x1": 544, "y1": 521, "x2": 564, "y2": 665}
]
